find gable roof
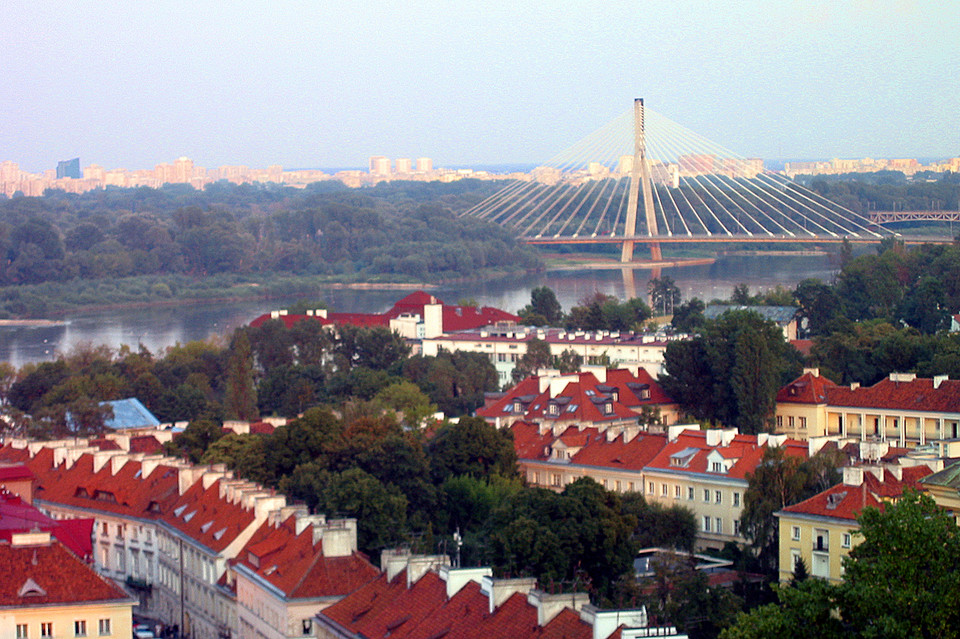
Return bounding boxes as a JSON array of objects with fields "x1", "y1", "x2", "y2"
[
  {"x1": 645, "y1": 430, "x2": 808, "y2": 481},
  {"x1": 777, "y1": 370, "x2": 839, "y2": 404},
  {"x1": 478, "y1": 369, "x2": 674, "y2": 426},
  {"x1": 511, "y1": 421, "x2": 667, "y2": 473},
  {"x1": 780, "y1": 465, "x2": 932, "y2": 522},
  {"x1": 234, "y1": 515, "x2": 379, "y2": 599},
  {"x1": 101, "y1": 398, "x2": 161, "y2": 430},
  {"x1": 0, "y1": 537, "x2": 133, "y2": 607},
  {"x1": 0, "y1": 489, "x2": 95, "y2": 559}
]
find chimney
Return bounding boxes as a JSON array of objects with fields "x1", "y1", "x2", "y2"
[
  {"x1": 803, "y1": 367, "x2": 820, "y2": 377},
  {"x1": 316, "y1": 519, "x2": 358, "y2": 557},
  {"x1": 481, "y1": 575, "x2": 537, "y2": 614},
  {"x1": 843, "y1": 466, "x2": 864, "y2": 486},
  {"x1": 527, "y1": 589, "x2": 590, "y2": 626},
  {"x1": 380, "y1": 549, "x2": 411, "y2": 582},
  {"x1": 705, "y1": 429, "x2": 721, "y2": 446},
  {"x1": 317, "y1": 309, "x2": 327, "y2": 319},
  {"x1": 407, "y1": 555, "x2": 450, "y2": 588},
  {"x1": 887, "y1": 465, "x2": 902, "y2": 481},
  {"x1": 934, "y1": 374, "x2": 948, "y2": 390},
  {"x1": 294, "y1": 513, "x2": 325, "y2": 535},
  {"x1": 439, "y1": 565, "x2": 492, "y2": 598},
  {"x1": 579, "y1": 604, "x2": 648, "y2": 639},
  {"x1": 721, "y1": 428, "x2": 737, "y2": 446},
  {"x1": 850, "y1": 382, "x2": 860, "y2": 390},
  {"x1": 423, "y1": 303, "x2": 443, "y2": 338}
]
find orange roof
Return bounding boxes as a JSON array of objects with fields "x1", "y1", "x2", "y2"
[
  {"x1": 645, "y1": 430, "x2": 808, "y2": 481},
  {"x1": 0, "y1": 538, "x2": 132, "y2": 607},
  {"x1": 162, "y1": 479, "x2": 257, "y2": 552},
  {"x1": 781, "y1": 466, "x2": 932, "y2": 521},
  {"x1": 779, "y1": 372, "x2": 960, "y2": 415},
  {"x1": 234, "y1": 516, "x2": 379, "y2": 598},
  {"x1": 776, "y1": 371, "x2": 839, "y2": 404},
  {"x1": 479, "y1": 369, "x2": 674, "y2": 426}
]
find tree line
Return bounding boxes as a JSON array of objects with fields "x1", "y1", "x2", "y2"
[{"x1": 0, "y1": 180, "x2": 539, "y2": 295}]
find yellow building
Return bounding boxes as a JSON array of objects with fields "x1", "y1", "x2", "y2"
[
  {"x1": 920, "y1": 460, "x2": 960, "y2": 524},
  {"x1": 776, "y1": 370, "x2": 960, "y2": 447},
  {"x1": 0, "y1": 531, "x2": 135, "y2": 639},
  {"x1": 775, "y1": 464, "x2": 932, "y2": 583}
]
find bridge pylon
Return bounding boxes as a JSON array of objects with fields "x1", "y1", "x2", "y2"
[{"x1": 621, "y1": 98, "x2": 661, "y2": 263}]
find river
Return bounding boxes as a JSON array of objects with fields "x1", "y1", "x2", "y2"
[{"x1": 0, "y1": 254, "x2": 838, "y2": 367}]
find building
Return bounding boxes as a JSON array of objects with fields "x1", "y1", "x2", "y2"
[
  {"x1": 0, "y1": 531, "x2": 136, "y2": 639},
  {"x1": 415, "y1": 157, "x2": 432, "y2": 173},
  {"x1": 919, "y1": 460, "x2": 960, "y2": 525},
  {"x1": 775, "y1": 463, "x2": 932, "y2": 583},
  {"x1": 56, "y1": 157, "x2": 81, "y2": 179},
  {"x1": 395, "y1": 158, "x2": 412, "y2": 174},
  {"x1": 251, "y1": 291, "x2": 520, "y2": 341},
  {"x1": 232, "y1": 515, "x2": 379, "y2": 639},
  {"x1": 643, "y1": 427, "x2": 809, "y2": 551},
  {"x1": 369, "y1": 156, "x2": 391, "y2": 176},
  {"x1": 423, "y1": 326, "x2": 676, "y2": 385},
  {"x1": 776, "y1": 369, "x2": 960, "y2": 447},
  {"x1": 0, "y1": 439, "x2": 377, "y2": 639},
  {"x1": 316, "y1": 550, "x2": 686, "y2": 639},
  {"x1": 478, "y1": 367, "x2": 679, "y2": 430}
]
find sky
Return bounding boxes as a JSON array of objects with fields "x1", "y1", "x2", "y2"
[{"x1": 2, "y1": 0, "x2": 958, "y2": 172}]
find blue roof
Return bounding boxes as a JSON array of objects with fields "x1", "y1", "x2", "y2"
[
  {"x1": 703, "y1": 305, "x2": 799, "y2": 323},
  {"x1": 101, "y1": 398, "x2": 161, "y2": 430}
]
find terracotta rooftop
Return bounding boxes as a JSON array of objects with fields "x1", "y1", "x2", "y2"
[
  {"x1": 645, "y1": 429, "x2": 808, "y2": 481},
  {"x1": 234, "y1": 515, "x2": 379, "y2": 598},
  {"x1": 778, "y1": 371, "x2": 960, "y2": 414},
  {"x1": 0, "y1": 489, "x2": 95, "y2": 559},
  {"x1": 0, "y1": 536, "x2": 132, "y2": 607},
  {"x1": 781, "y1": 465, "x2": 932, "y2": 521}
]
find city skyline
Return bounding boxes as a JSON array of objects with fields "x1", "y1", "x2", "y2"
[{"x1": 2, "y1": 1, "x2": 958, "y2": 173}]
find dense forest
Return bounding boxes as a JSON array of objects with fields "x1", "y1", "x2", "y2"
[{"x1": 0, "y1": 179, "x2": 540, "y2": 316}]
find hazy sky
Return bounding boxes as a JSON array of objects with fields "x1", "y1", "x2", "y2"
[{"x1": 2, "y1": 0, "x2": 958, "y2": 172}]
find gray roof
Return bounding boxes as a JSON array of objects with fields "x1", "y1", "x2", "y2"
[
  {"x1": 920, "y1": 459, "x2": 960, "y2": 489},
  {"x1": 704, "y1": 305, "x2": 799, "y2": 323},
  {"x1": 101, "y1": 398, "x2": 161, "y2": 430}
]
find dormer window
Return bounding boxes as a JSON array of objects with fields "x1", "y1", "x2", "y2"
[
  {"x1": 548, "y1": 404, "x2": 559, "y2": 416},
  {"x1": 513, "y1": 401, "x2": 522, "y2": 413},
  {"x1": 711, "y1": 461, "x2": 724, "y2": 473},
  {"x1": 612, "y1": 391, "x2": 619, "y2": 402},
  {"x1": 604, "y1": 402, "x2": 613, "y2": 414}
]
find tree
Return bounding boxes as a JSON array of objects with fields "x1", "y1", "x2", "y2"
[
  {"x1": 671, "y1": 298, "x2": 705, "y2": 333},
  {"x1": 895, "y1": 274, "x2": 949, "y2": 334},
  {"x1": 554, "y1": 349, "x2": 583, "y2": 374},
  {"x1": 512, "y1": 338, "x2": 553, "y2": 383},
  {"x1": 427, "y1": 416, "x2": 517, "y2": 484},
  {"x1": 223, "y1": 331, "x2": 259, "y2": 421},
  {"x1": 839, "y1": 490, "x2": 960, "y2": 637},
  {"x1": 373, "y1": 381, "x2": 438, "y2": 427},
  {"x1": 661, "y1": 309, "x2": 800, "y2": 433},
  {"x1": 519, "y1": 286, "x2": 563, "y2": 325},
  {"x1": 794, "y1": 279, "x2": 841, "y2": 337},
  {"x1": 649, "y1": 276, "x2": 681, "y2": 315},
  {"x1": 165, "y1": 419, "x2": 224, "y2": 463},
  {"x1": 201, "y1": 433, "x2": 270, "y2": 484}
]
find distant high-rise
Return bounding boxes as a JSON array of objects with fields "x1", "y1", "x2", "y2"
[
  {"x1": 369, "y1": 156, "x2": 391, "y2": 176},
  {"x1": 416, "y1": 157, "x2": 432, "y2": 172},
  {"x1": 56, "y1": 157, "x2": 80, "y2": 179},
  {"x1": 395, "y1": 158, "x2": 412, "y2": 174}
]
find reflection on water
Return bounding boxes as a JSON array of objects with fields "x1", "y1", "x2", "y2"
[{"x1": 0, "y1": 255, "x2": 837, "y2": 367}]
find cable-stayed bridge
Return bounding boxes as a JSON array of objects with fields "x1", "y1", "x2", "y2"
[{"x1": 461, "y1": 99, "x2": 905, "y2": 263}]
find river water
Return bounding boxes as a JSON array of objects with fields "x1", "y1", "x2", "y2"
[{"x1": 0, "y1": 254, "x2": 837, "y2": 367}]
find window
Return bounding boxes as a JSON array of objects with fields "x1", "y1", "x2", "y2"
[
  {"x1": 16, "y1": 624, "x2": 27, "y2": 639},
  {"x1": 661, "y1": 483, "x2": 668, "y2": 496},
  {"x1": 615, "y1": 480, "x2": 621, "y2": 492},
  {"x1": 788, "y1": 416, "x2": 795, "y2": 427},
  {"x1": 812, "y1": 552, "x2": 830, "y2": 578},
  {"x1": 98, "y1": 619, "x2": 111, "y2": 636},
  {"x1": 688, "y1": 487, "x2": 695, "y2": 501},
  {"x1": 703, "y1": 489, "x2": 710, "y2": 503},
  {"x1": 552, "y1": 473, "x2": 561, "y2": 487},
  {"x1": 800, "y1": 416, "x2": 807, "y2": 429},
  {"x1": 776, "y1": 415, "x2": 783, "y2": 428},
  {"x1": 790, "y1": 549, "x2": 801, "y2": 570},
  {"x1": 674, "y1": 485, "x2": 681, "y2": 498},
  {"x1": 842, "y1": 533, "x2": 851, "y2": 549},
  {"x1": 791, "y1": 526, "x2": 801, "y2": 541},
  {"x1": 648, "y1": 482, "x2": 655, "y2": 494},
  {"x1": 41, "y1": 623, "x2": 52, "y2": 638},
  {"x1": 548, "y1": 404, "x2": 559, "y2": 416},
  {"x1": 702, "y1": 516, "x2": 711, "y2": 532},
  {"x1": 497, "y1": 353, "x2": 506, "y2": 362},
  {"x1": 628, "y1": 482, "x2": 634, "y2": 491},
  {"x1": 814, "y1": 529, "x2": 829, "y2": 552},
  {"x1": 711, "y1": 461, "x2": 723, "y2": 473},
  {"x1": 715, "y1": 490, "x2": 722, "y2": 504},
  {"x1": 75, "y1": 621, "x2": 87, "y2": 638},
  {"x1": 734, "y1": 520, "x2": 741, "y2": 536},
  {"x1": 733, "y1": 492, "x2": 741, "y2": 507},
  {"x1": 715, "y1": 517, "x2": 722, "y2": 534}
]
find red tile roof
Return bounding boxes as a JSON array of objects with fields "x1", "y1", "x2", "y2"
[
  {"x1": 781, "y1": 465, "x2": 932, "y2": 521},
  {"x1": 0, "y1": 490, "x2": 94, "y2": 559},
  {"x1": 0, "y1": 465, "x2": 34, "y2": 482},
  {"x1": 776, "y1": 371, "x2": 839, "y2": 404},
  {"x1": 250, "y1": 291, "x2": 519, "y2": 334},
  {"x1": 645, "y1": 430, "x2": 808, "y2": 481},
  {"x1": 479, "y1": 369, "x2": 674, "y2": 426},
  {"x1": 0, "y1": 537, "x2": 132, "y2": 607},
  {"x1": 234, "y1": 515, "x2": 379, "y2": 598},
  {"x1": 162, "y1": 479, "x2": 257, "y2": 553}
]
